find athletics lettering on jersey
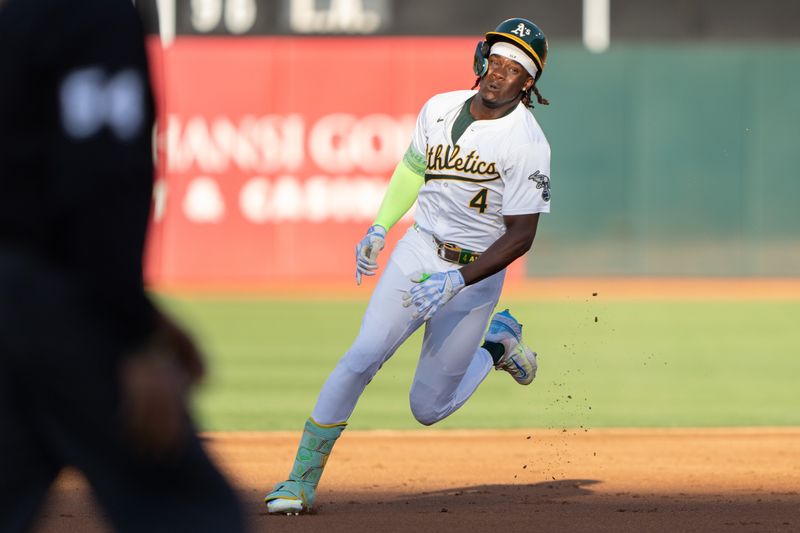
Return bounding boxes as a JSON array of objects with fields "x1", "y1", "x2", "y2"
[
  {"x1": 411, "y1": 90, "x2": 550, "y2": 252},
  {"x1": 426, "y1": 144, "x2": 500, "y2": 181}
]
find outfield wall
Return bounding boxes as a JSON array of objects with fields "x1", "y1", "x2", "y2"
[
  {"x1": 531, "y1": 43, "x2": 800, "y2": 276},
  {"x1": 144, "y1": 36, "x2": 531, "y2": 285},
  {"x1": 144, "y1": 39, "x2": 800, "y2": 284}
]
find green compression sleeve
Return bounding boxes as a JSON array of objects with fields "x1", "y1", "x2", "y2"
[{"x1": 373, "y1": 145, "x2": 426, "y2": 231}]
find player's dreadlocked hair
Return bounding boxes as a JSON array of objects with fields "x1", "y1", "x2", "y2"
[
  {"x1": 524, "y1": 85, "x2": 549, "y2": 108},
  {"x1": 471, "y1": 77, "x2": 550, "y2": 109}
]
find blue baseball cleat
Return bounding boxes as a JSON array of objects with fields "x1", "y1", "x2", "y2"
[{"x1": 485, "y1": 309, "x2": 538, "y2": 385}]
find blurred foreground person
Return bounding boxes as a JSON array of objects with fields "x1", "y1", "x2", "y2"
[{"x1": 0, "y1": 0, "x2": 244, "y2": 531}]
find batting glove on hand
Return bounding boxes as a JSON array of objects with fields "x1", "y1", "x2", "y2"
[
  {"x1": 402, "y1": 270, "x2": 465, "y2": 321},
  {"x1": 355, "y1": 225, "x2": 386, "y2": 285}
]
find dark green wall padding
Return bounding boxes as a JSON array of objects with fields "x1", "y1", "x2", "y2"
[{"x1": 530, "y1": 43, "x2": 800, "y2": 276}]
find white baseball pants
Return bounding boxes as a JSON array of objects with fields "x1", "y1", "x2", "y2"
[{"x1": 311, "y1": 226, "x2": 505, "y2": 426}]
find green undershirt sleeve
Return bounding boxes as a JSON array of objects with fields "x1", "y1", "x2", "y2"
[{"x1": 373, "y1": 144, "x2": 426, "y2": 232}]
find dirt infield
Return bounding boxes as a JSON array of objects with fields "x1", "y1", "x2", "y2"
[{"x1": 33, "y1": 428, "x2": 800, "y2": 532}]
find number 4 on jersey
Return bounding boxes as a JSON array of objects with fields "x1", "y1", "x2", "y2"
[{"x1": 469, "y1": 188, "x2": 489, "y2": 213}]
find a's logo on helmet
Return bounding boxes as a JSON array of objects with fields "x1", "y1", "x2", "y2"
[
  {"x1": 511, "y1": 23, "x2": 531, "y2": 37},
  {"x1": 527, "y1": 170, "x2": 551, "y2": 201}
]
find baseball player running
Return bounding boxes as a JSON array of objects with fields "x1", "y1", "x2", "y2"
[{"x1": 265, "y1": 17, "x2": 552, "y2": 515}]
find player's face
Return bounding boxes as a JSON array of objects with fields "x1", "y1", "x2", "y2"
[{"x1": 478, "y1": 54, "x2": 532, "y2": 107}]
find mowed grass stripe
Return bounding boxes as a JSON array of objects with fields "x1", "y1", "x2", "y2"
[{"x1": 156, "y1": 296, "x2": 800, "y2": 431}]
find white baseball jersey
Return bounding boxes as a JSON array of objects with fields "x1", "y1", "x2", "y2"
[
  {"x1": 410, "y1": 89, "x2": 551, "y2": 252},
  {"x1": 312, "y1": 89, "x2": 551, "y2": 429}
]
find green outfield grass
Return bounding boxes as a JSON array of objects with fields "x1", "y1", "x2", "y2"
[{"x1": 157, "y1": 295, "x2": 800, "y2": 431}]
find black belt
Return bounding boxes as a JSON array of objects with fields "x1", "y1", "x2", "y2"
[{"x1": 432, "y1": 235, "x2": 481, "y2": 265}]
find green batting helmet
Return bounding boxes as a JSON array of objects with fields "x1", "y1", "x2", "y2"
[{"x1": 473, "y1": 18, "x2": 548, "y2": 81}]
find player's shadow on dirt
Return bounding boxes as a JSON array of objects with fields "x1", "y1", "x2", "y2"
[{"x1": 388, "y1": 479, "x2": 600, "y2": 510}]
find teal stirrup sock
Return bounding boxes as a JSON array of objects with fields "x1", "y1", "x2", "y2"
[
  {"x1": 264, "y1": 417, "x2": 346, "y2": 509},
  {"x1": 290, "y1": 417, "x2": 346, "y2": 485},
  {"x1": 265, "y1": 417, "x2": 347, "y2": 510}
]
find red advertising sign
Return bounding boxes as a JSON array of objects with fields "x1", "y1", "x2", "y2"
[{"x1": 145, "y1": 37, "x2": 525, "y2": 287}]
